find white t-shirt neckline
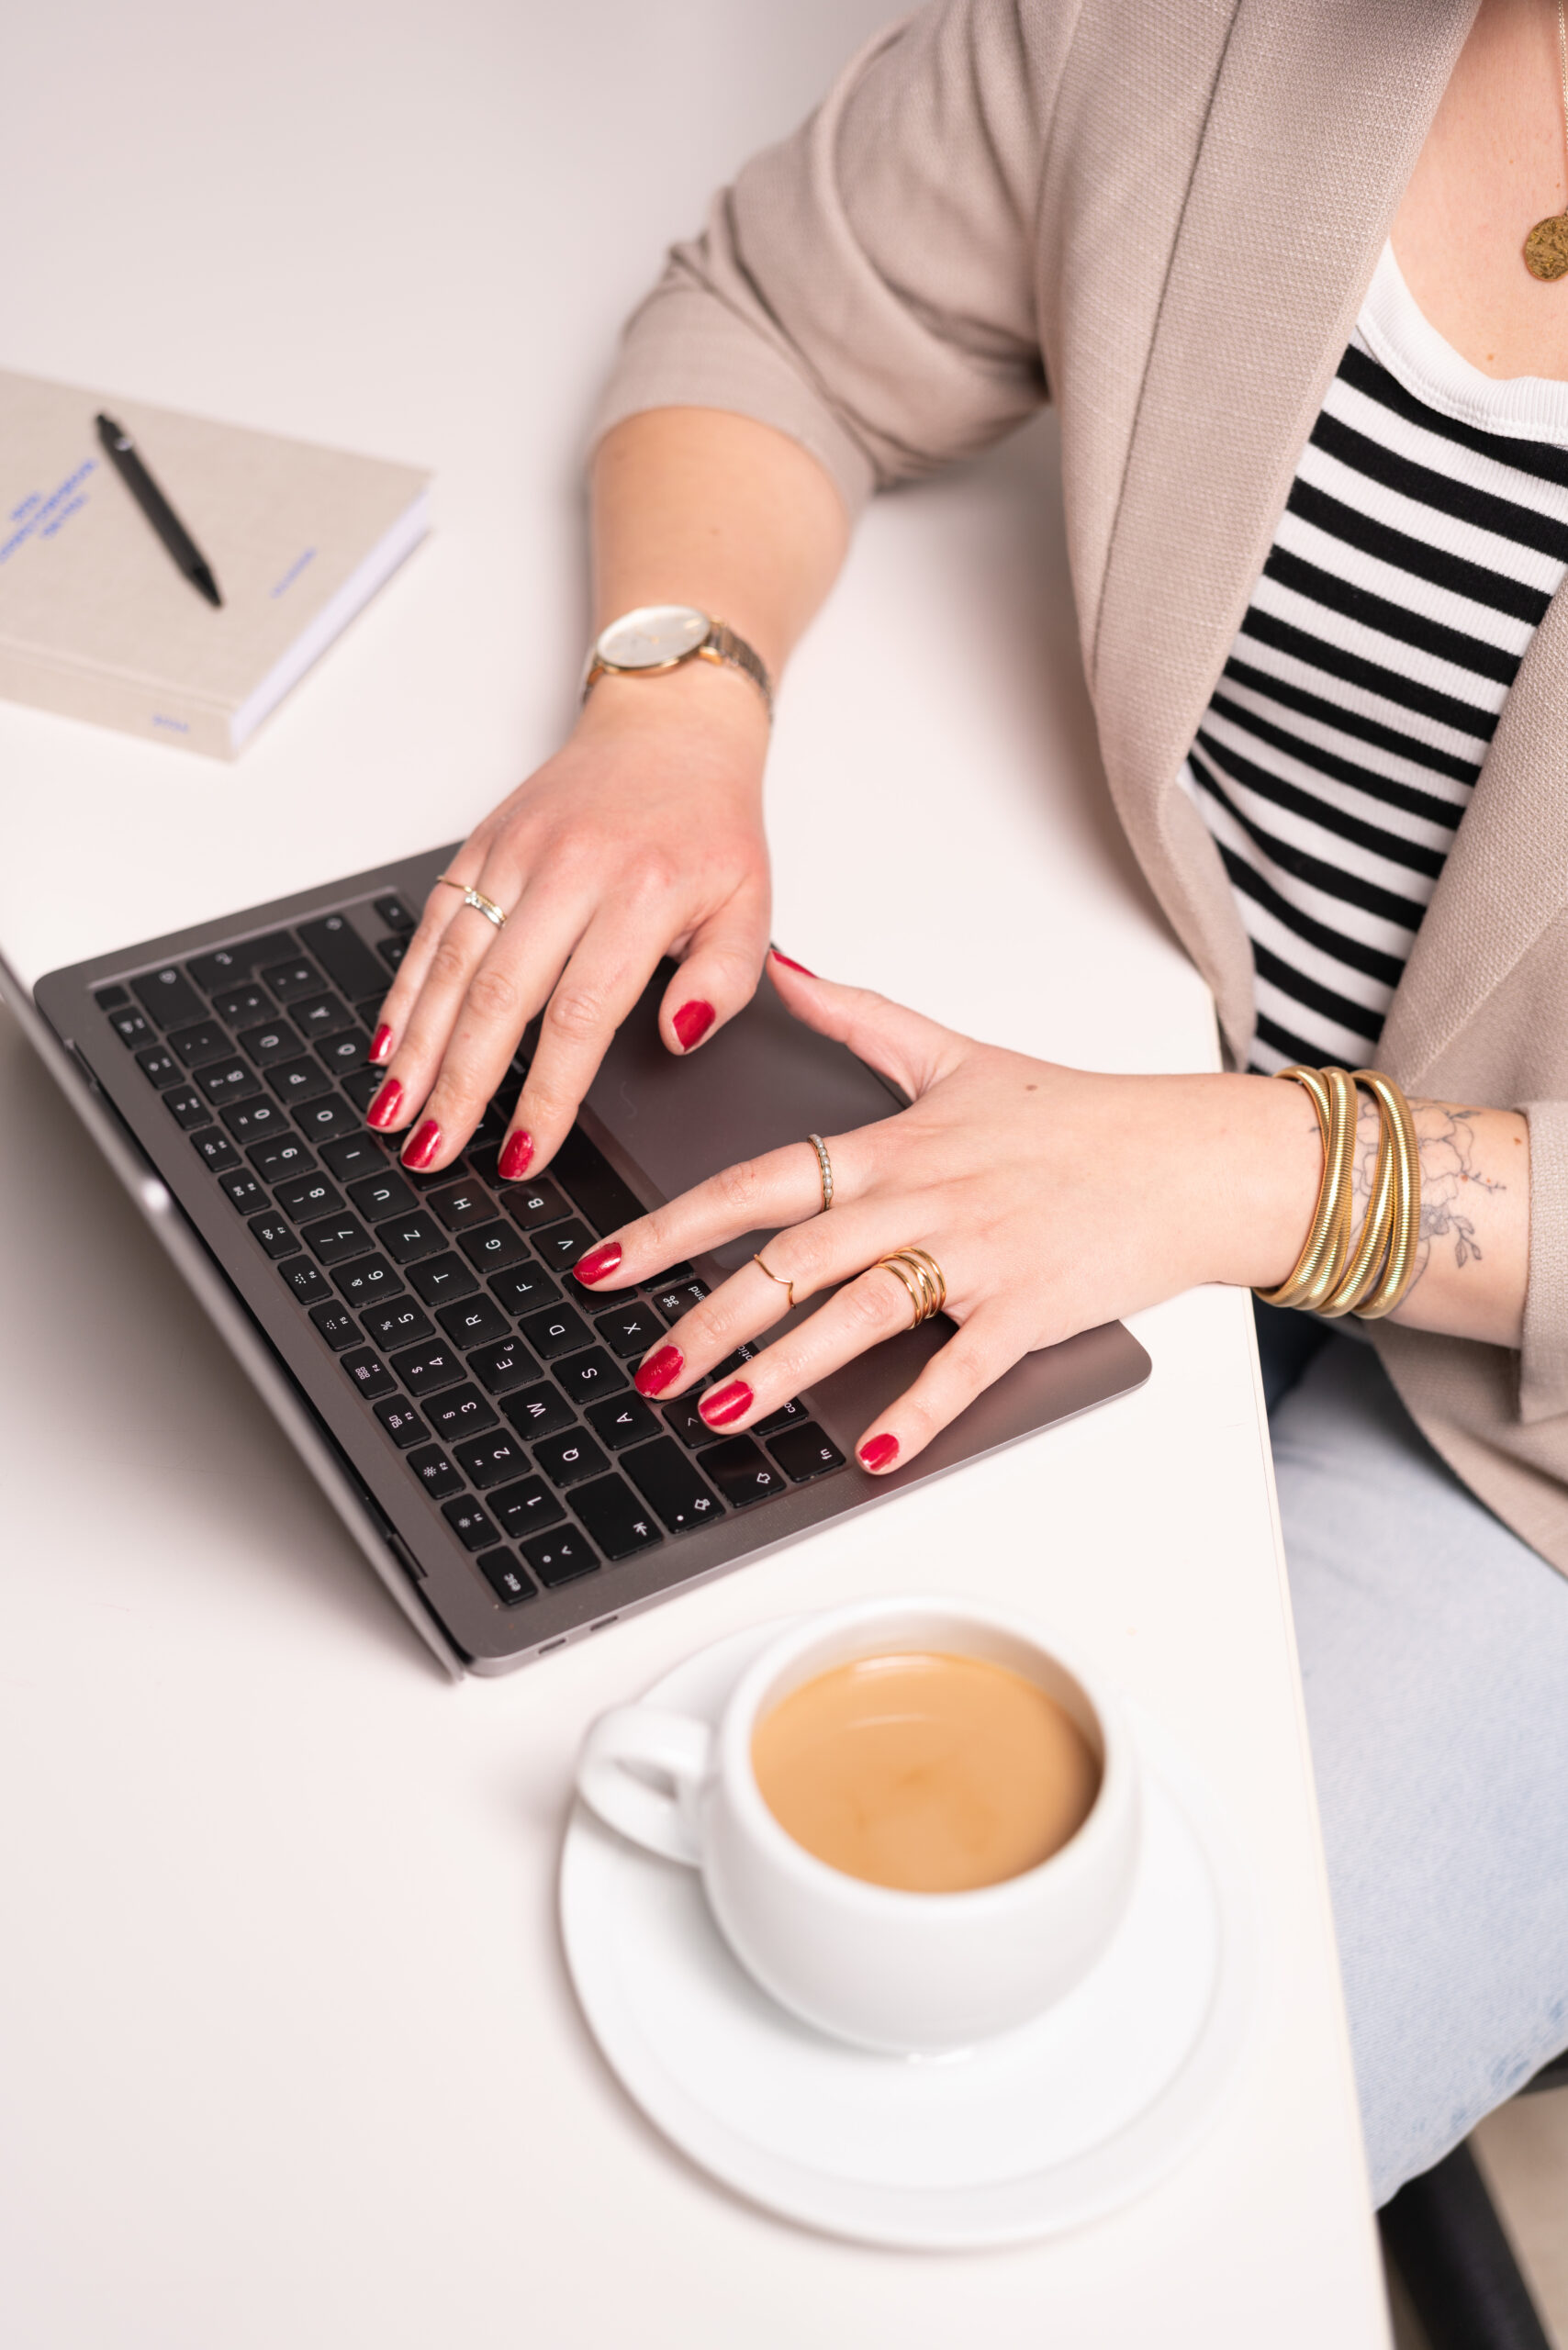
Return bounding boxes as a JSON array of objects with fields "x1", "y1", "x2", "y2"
[{"x1": 1361, "y1": 243, "x2": 1568, "y2": 445}]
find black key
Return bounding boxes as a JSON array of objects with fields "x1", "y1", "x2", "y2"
[
  {"x1": 381, "y1": 1211, "x2": 447, "y2": 1264},
  {"x1": 292, "y1": 990, "x2": 353, "y2": 1042},
  {"x1": 210, "y1": 980, "x2": 274, "y2": 1025},
  {"x1": 442, "y1": 1495, "x2": 498, "y2": 1553},
  {"x1": 378, "y1": 935, "x2": 409, "y2": 971},
  {"x1": 362, "y1": 1298, "x2": 434, "y2": 1350},
  {"x1": 375, "y1": 893, "x2": 416, "y2": 934},
  {"x1": 132, "y1": 966, "x2": 205, "y2": 1028},
  {"x1": 649, "y1": 1278, "x2": 710, "y2": 1320},
  {"x1": 163, "y1": 1084, "x2": 208, "y2": 1130},
  {"x1": 190, "y1": 1127, "x2": 240, "y2": 1173},
  {"x1": 196, "y1": 1058, "x2": 261, "y2": 1106},
  {"x1": 388, "y1": 1335, "x2": 465, "y2": 1396},
  {"x1": 268, "y1": 1056, "x2": 332, "y2": 1108},
  {"x1": 522, "y1": 1526, "x2": 600, "y2": 1586},
  {"x1": 333, "y1": 1255, "x2": 403, "y2": 1308},
  {"x1": 568, "y1": 1474, "x2": 664, "y2": 1562},
  {"x1": 341, "y1": 1069, "x2": 384, "y2": 1114},
  {"x1": 293, "y1": 1096, "x2": 360, "y2": 1146},
  {"x1": 502, "y1": 1382, "x2": 578, "y2": 1441},
  {"x1": 248, "y1": 1209, "x2": 297, "y2": 1259},
  {"x1": 459, "y1": 1220, "x2": 530, "y2": 1274},
  {"x1": 278, "y1": 1257, "x2": 332, "y2": 1305},
  {"x1": 466, "y1": 1335, "x2": 542, "y2": 1395},
  {"x1": 248, "y1": 1135, "x2": 314, "y2": 1181},
  {"x1": 135, "y1": 1043, "x2": 184, "y2": 1090},
  {"x1": 466, "y1": 1139, "x2": 502, "y2": 1186},
  {"x1": 708, "y1": 1345, "x2": 758, "y2": 1382},
  {"x1": 488, "y1": 1262, "x2": 558, "y2": 1315},
  {"x1": 767, "y1": 1422, "x2": 847, "y2": 1483},
  {"x1": 488, "y1": 1476, "x2": 566, "y2": 1539},
  {"x1": 187, "y1": 932, "x2": 296, "y2": 991},
  {"x1": 408, "y1": 1252, "x2": 479, "y2": 1307},
  {"x1": 106, "y1": 1005, "x2": 156, "y2": 1050},
  {"x1": 430, "y1": 1180, "x2": 497, "y2": 1233},
  {"x1": 476, "y1": 1549, "x2": 535, "y2": 1606},
  {"x1": 519, "y1": 1302, "x2": 592, "y2": 1361},
  {"x1": 425, "y1": 1384, "x2": 498, "y2": 1442},
  {"x1": 436, "y1": 1294, "x2": 510, "y2": 1350},
  {"x1": 532, "y1": 1218, "x2": 593, "y2": 1275},
  {"x1": 533, "y1": 1428, "x2": 610, "y2": 1488},
  {"x1": 454, "y1": 1430, "x2": 532, "y2": 1490},
  {"x1": 321, "y1": 1132, "x2": 391, "y2": 1182},
  {"x1": 756, "y1": 1396, "x2": 812, "y2": 1437},
  {"x1": 301, "y1": 1213, "x2": 374, "y2": 1266},
  {"x1": 553, "y1": 1347, "x2": 626, "y2": 1407},
  {"x1": 237, "y1": 1019, "x2": 303, "y2": 1068},
  {"x1": 700, "y1": 1435, "x2": 786, "y2": 1509},
  {"x1": 274, "y1": 1170, "x2": 342, "y2": 1220},
  {"x1": 501, "y1": 1176, "x2": 569, "y2": 1232},
  {"x1": 308, "y1": 1301, "x2": 361, "y2": 1351},
  {"x1": 662, "y1": 1395, "x2": 723, "y2": 1450},
  {"x1": 316, "y1": 1027, "x2": 372, "y2": 1079},
  {"x1": 591, "y1": 1299, "x2": 666, "y2": 1359},
  {"x1": 355, "y1": 994, "x2": 388, "y2": 1033},
  {"x1": 622, "y1": 1438, "x2": 723, "y2": 1534},
  {"x1": 341, "y1": 1347, "x2": 395, "y2": 1401},
  {"x1": 347, "y1": 1169, "x2": 418, "y2": 1223},
  {"x1": 408, "y1": 1444, "x2": 463, "y2": 1498},
  {"x1": 260, "y1": 955, "x2": 328, "y2": 1004},
  {"x1": 93, "y1": 984, "x2": 129, "y2": 1011},
  {"x1": 584, "y1": 1393, "x2": 663, "y2": 1452},
  {"x1": 552, "y1": 1127, "x2": 646, "y2": 1237},
  {"x1": 168, "y1": 1019, "x2": 231, "y2": 1065},
  {"x1": 642, "y1": 1261, "x2": 695, "y2": 1291},
  {"x1": 374, "y1": 1396, "x2": 428, "y2": 1449},
  {"x1": 218, "y1": 1169, "x2": 268, "y2": 1214},
  {"x1": 221, "y1": 1094, "x2": 292, "y2": 1144},
  {"x1": 297, "y1": 912, "x2": 386, "y2": 1002}
]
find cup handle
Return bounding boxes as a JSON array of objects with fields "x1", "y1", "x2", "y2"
[{"x1": 577, "y1": 1706, "x2": 713, "y2": 1865}]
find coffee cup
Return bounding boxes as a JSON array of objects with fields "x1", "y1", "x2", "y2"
[{"x1": 575, "y1": 1596, "x2": 1141, "y2": 2054}]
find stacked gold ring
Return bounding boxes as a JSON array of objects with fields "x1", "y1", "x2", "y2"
[
  {"x1": 806, "y1": 1133, "x2": 834, "y2": 1214},
  {"x1": 435, "y1": 873, "x2": 508, "y2": 931},
  {"x1": 876, "y1": 1247, "x2": 947, "y2": 1328},
  {"x1": 1256, "y1": 1066, "x2": 1420, "y2": 1321}
]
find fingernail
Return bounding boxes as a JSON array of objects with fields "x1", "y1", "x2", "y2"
[
  {"x1": 634, "y1": 1344, "x2": 683, "y2": 1397},
  {"x1": 401, "y1": 1118, "x2": 442, "y2": 1170},
  {"x1": 700, "y1": 1378, "x2": 753, "y2": 1427},
  {"x1": 673, "y1": 1000, "x2": 715, "y2": 1052},
  {"x1": 498, "y1": 1129, "x2": 534, "y2": 1181},
  {"x1": 366, "y1": 1076, "x2": 403, "y2": 1129},
  {"x1": 857, "y1": 1433, "x2": 900, "y2": 1473},
  {"x1": 575, "y1": 1241, "x2": 622, "y2": 1286},
  {"x1": 769, "y1": 950, "x2": 816, "y2": 978},
  {"x1": 369, "y1": 1024, "x2": 394, "y2": 1064}
]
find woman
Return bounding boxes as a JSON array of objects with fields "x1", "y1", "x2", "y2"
[{"x1": 367, "y1": 0, "x2": 1568, "y2": 2199}]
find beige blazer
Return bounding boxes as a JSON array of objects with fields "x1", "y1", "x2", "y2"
[{"x1": 594, "y1": 0, "x2": 1568, "y2": 1573}]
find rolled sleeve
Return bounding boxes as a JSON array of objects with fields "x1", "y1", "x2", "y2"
[{"x1": 1518, "y1": 1100, "x2": 1568, "y2": 1424}]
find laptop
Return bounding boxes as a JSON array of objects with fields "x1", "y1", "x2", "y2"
[{"x1": 8, "y1": 844, "x2": 1149, "y2": 1677}]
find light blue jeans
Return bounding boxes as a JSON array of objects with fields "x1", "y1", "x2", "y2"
[{"x1": 1258, "y1": 1305, "x2": 1568, "y2": 2203}]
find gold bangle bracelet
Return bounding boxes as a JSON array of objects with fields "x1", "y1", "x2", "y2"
[
  {"x1": 1256, "y1": 1065, "x2": 1359, "y2": 1311},
  {"x1": 1257, "y1": 1065, "x2": 1422, "y2": 1322},
  {"x1": 1348, "y1": 1071, "x2": 1421, "y2": 1320}
]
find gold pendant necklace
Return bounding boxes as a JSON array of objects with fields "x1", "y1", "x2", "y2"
[{"x1": 1525, "y1": 0, "x2": 1568, "y2": 277}]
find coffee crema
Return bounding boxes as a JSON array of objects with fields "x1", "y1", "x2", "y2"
[{"x1": 751, "y1": 1650, "x2": 1100, "y2": 1893}]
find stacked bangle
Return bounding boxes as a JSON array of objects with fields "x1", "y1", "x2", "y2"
[{"x1": 1255, "y1": 1066, "x2": 1421, "y2": 1321}]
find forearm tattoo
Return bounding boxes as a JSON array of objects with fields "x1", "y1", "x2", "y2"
[{"x1": 1351, "y1": 1097, "x2": 1505, "y2": 1294}]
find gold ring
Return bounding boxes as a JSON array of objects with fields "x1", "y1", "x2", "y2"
[
  {"x1": 752, "y1": 1251, "x2": 796, "y2": 1310},
  {"x1": 806, "y1": 1133, "x2": 834, "y2": 1214},
  {"x1": 435, "y1": 874, "x2": 508, "y2": 931},
  {"x1": 875, "y1": 1248, "x2": 947, "y2": 1329}
]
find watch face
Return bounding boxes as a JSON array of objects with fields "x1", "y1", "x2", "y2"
[{"x1": 596, "y1": 604, "x2": 710, "y2": 671}]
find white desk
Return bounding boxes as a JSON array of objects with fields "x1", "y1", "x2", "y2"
[{"x1": 0, "y1": 5, "x2": 1391, "y2": 2342}]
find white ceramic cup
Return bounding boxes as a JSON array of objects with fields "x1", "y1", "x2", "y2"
[{"x1": 575, "y1": 1596, "x2": 1142, "y2": 2053}]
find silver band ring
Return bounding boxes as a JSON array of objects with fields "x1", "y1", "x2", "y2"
[
  {"x1": 753, "y1": 1251, "x2": 796, "y2": 1310},
  {"x1": 436, "y1": 873, "x2": 508, "y2": 931},
  {"x1": 806, "y1": 1133, "x2": 834, "y2": 1214},
  {"x1": 876, "y1": 1248, "x2": 947, "y2": 1329}
]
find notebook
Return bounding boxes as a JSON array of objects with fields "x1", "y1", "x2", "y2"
[{"x1": 0, "y1": 369, "x2": 430, "y2": 759}]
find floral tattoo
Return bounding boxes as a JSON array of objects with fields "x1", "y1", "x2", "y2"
[{"x1": 1352, "y1": 1099, "x2": 1504, "y2": 1292}]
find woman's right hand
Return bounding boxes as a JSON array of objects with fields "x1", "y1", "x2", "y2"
[{"x1": 364, "y1": 663, "x2": 773, "y2": 1181}]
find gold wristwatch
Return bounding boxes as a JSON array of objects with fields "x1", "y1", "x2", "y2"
[{"x1": 580, "y1": 604, "x2": 773, "y2": 722}]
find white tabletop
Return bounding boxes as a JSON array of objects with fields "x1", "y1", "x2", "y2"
[{"x1": 0, "y1": 4, "x2": 1391, "y2": 2343}]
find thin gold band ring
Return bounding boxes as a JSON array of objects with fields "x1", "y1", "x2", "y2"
[
  {"x1": 435, "y1": 873, "x2": 509, "y2": 931},
  {"x1": 752, "y1": 1251, "x2": 796, "y2": 1310},
  {"x1": 876, "y1": 1248, "x2": 947, "y2": 1329},
  {"x1": 806, "y1": 1133, "x2": 834, "y2": 1214}
]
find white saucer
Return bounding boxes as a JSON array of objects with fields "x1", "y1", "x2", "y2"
[{"x1": 560, "y1": 1620, "x2": 1255, "y2": 2248}]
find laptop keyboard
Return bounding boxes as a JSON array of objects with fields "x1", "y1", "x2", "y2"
[{"x1": 90, "y1": 892, "x2": 846, "y2": 1614}]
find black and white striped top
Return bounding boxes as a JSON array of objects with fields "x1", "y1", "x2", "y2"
[{"x1": 1185, "y1": 245, "x2": 1568, "y2": 1073}]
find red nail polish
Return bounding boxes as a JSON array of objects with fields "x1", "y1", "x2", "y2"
[
  {"x1": 673, "y1": 999, "x2": 715, "y2": 1052},
  {"x1": 575, "y1": 1241, "x2": 622, "y2": 1286},
  {"x1": 634, "y1": 1344, "x2": 683, "y2": 1397},
  {"x1": 369, "y1": 1024, "x2": 394, "y2": 1064},
  {"x1": 769, "y1": 951, "x2": 816, "y2": 978},
  {"x1": 498, "y1": 1130, "x2": 534, "y2": 1181},
  {"x1": 366, "y1": 1076, "x2": 403, "y2": 1130},
  {"x1": 401, "y1": 1118, "x2": 442, "y2": 1170},
  {"x1": 857, "y1": 1433, "x2": 900, "y2": 1473},
  {"x1": 700, "y1": 1378, "x2": 754, "y2": 1427}
]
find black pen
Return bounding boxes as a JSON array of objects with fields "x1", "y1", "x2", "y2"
[{"x1": 95, "y1": 413, "x2": 223, "y2": 608}]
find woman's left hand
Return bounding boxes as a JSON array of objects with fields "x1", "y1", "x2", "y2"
[{"x1": 569, "y1": 954, "x2": 1320, "y2": 1472}]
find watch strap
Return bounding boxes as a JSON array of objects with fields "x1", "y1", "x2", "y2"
[{"x1": 581, "y1": 614, "x2": 773, "y2": 722}]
